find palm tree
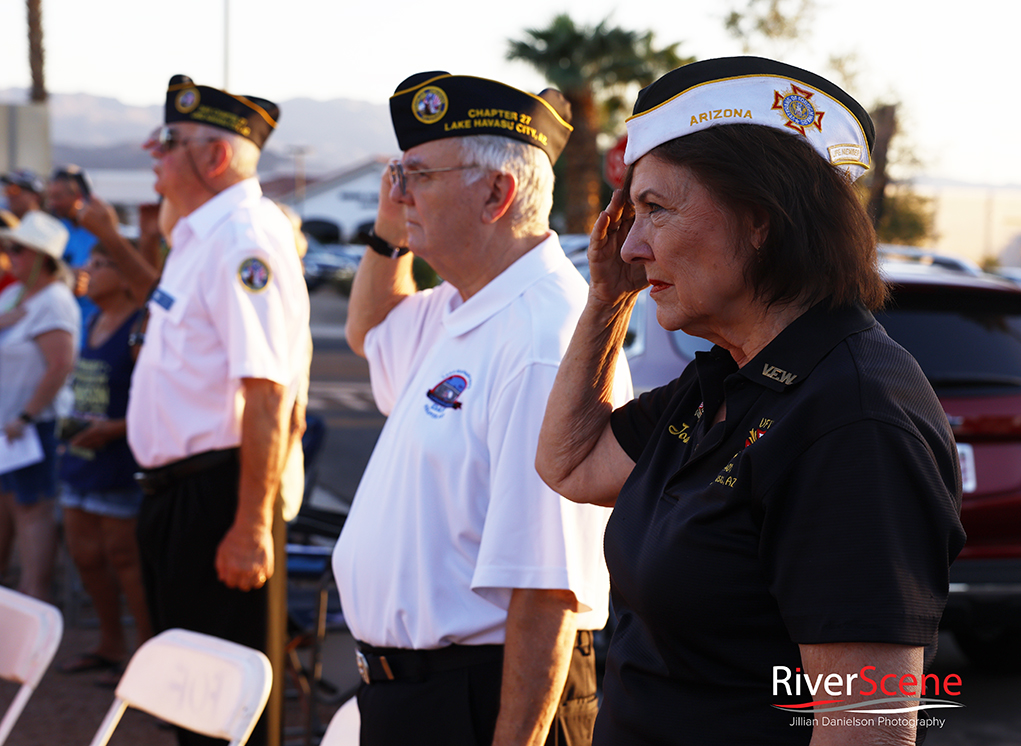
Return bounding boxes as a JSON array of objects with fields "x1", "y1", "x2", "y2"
[
  {"x1": 27, "y1": 0, "x2": 46, "y2": 102},
  {"x1": 508, "y1": 14, "x2": 691, "y2": 233}
]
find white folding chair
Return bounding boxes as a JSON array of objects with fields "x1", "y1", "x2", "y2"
[
  {"x1": 0, "y1": 586, "x2": 63, "y2": 746},
  {"x1": 319, "y1": 696, "x2": 359, "y2": 746},
  {"x1": 88, "y1": 628, "x2": 272, "y2": 746}
]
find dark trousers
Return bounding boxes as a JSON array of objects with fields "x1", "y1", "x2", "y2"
[
  {"x1": 357, "y1": 630, "x2": 599, "y2": 746},
  {"x1": 137, "y1": 450, "x2": 283, "y2": 746}
]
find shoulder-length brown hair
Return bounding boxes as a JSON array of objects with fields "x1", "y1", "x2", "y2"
[{"x1": 624, "y1": 123, "x2": 888, "y2": 311}]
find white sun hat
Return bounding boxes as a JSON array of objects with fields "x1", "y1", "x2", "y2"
[{"x1": 0, "y1": 209, "x2": 70, "y2": 261}]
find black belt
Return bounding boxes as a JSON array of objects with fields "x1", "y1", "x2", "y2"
[
  {"x1": 134, "y1": 448, "x2": 239, "y2": 495},
  {"x1": 354, "y1": 630, "x2": 592, "y2": 684},
  {"x1": 355, "y1": 641, "x2": 503, "y2": 684}
]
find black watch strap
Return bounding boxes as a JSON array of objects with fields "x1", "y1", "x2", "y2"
[
  {"x1": 366, "y1": 229, "x2": 409, "y2": 259},
  {"x1": 18, "y1": 411, "x2": 33, "y2": 424}
]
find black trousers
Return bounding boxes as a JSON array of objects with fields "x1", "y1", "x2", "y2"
[
  {"x1": 137, "y1": 450, "x2": 280, "y2": 746},
  {"x1": 357, "y1": 630, "x2": 599, "y2": 746}
]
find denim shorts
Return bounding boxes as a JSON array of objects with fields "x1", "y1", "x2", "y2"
[
  {"x1": 0, "y1": 420, "x2": 59, "y2": 506},
  {"x1": 59, "y1": 482, "x2": 144, "y2": 520}
]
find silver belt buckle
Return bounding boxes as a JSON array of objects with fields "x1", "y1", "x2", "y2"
[{"x1": 356, "y1": 650, "x2": 371, "y2": 684}]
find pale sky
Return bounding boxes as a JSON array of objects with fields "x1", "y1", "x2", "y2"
[{"x1": 0, "y1": 0, "x2": 1016, "y2": 186}]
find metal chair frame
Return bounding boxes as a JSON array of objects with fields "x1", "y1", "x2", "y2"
[
  {"x1": 88, "y1": 628, "x2": 272, "y2": 746},
  {"x1": 0, "y1": 587, "x2": 63, "y2": 746}
]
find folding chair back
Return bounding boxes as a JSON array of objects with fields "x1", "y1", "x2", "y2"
[
  {"x1": 319, "y1": 697, "x2": 359, "y2": 746},
  {"x1": 0, "y1": 587, "x2": 63, "y2": 746},
  {"x1": 89, "y1": 628, "x2": 272, "y2": 746}
]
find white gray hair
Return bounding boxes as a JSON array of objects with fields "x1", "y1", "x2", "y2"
[
  {"x1": 456, "y1": 135, "x2": 554, "y2": 237},
  {"x1": 196, "y1": 124, "x2": 261, "y2": 179}
]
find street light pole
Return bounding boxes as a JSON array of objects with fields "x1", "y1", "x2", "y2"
[
  {"x1": 290, "y1": 145, "x2": 311, "y2": 218},
  {"x1": 223, "y1": 0, "x2": 229, "y2": 90}
]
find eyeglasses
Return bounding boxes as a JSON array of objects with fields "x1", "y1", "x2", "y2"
[
  {"x1": 4, "y1": 243, "x2": 29, "y2": 255},
  {"x1": 388, "y1": 159, "x2": 478, "y2": 196},
  {"x1": 84, "y1": 257, "x2": 117, "y2": 270},
  {"x1": 149, "y1": 126, "x2": 220, "y2": 155}
]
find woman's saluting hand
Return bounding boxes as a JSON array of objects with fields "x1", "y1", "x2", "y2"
[{"x1": 587, "y1": 189, "x2": 647, "y2": 306}]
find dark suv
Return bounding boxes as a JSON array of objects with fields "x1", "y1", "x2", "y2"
[
  {"x1": 876, "y1": 258, "x2": 1021, "y2": 671},
  {"x1": 609, "y1": 249, "x2": 1021, "y2": 671}
]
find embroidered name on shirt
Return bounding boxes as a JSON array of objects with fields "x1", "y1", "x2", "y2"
[
  {"x1": 762, "y1": 364, "x2": 798, "y2": 385},
  {"x1": 668, "y1": 423, "x2": 692, "y2": 443},
  {"x1": 669, "y1": 402, "x2": 706, "y2": 443}
]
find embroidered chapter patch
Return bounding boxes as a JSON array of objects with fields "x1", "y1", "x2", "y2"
[
  {"x1": 412, "y1": 86, "x2": 449, "y2": 124},
  {"x1": 238, "y1": 257, "x2": 271, "y2": 292}
]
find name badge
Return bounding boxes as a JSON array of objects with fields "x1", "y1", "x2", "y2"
[{"x1": 151, "y1": 287, "x2": 175, "y2": 311}]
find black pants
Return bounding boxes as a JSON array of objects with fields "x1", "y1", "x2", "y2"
[
  {"x1": 357, "y1": 630, "x2": 599, "y2": 746},
  {"x1": 137, "y1": 450, "x2": 277, "y2": 746}
]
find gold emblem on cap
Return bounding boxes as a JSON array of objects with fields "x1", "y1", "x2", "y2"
[
  {"x1": 772, "y1": 84, "x2": 824, "y2": 137},
  {"x1": 412, "y1": 86, "x2": 449, "y2": 125},
  {"x1": 175, "y1": 87, "x2": 201, "y2": 114}
]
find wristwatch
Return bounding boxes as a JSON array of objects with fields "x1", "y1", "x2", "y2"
[
  {"x1": 366, "y1": 229, "x2": 409, "y2": 259},
  {"x1": 18, "y1": 411, "x2": 33, "y2": 424}
]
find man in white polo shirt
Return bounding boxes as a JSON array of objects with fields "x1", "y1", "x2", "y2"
[
  {"x1": 128, "y1": 75, "x2": 309, "y2": 746},
  {"x1": 332, "y1": 71, "x2": 632, "y2": 746}
]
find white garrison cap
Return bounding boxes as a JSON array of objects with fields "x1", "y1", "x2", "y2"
[{"x1": 625, "y1": 56, "x2": 875, "y2": 182}]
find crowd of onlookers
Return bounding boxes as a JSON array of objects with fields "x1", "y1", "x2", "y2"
[{"x1": 0, "y1": 166, "x2": 161, "y2": 682}]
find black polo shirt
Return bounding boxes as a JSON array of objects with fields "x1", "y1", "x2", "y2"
[{"x1": 596, "y1": 302, "x2": 965, "y2": 746}]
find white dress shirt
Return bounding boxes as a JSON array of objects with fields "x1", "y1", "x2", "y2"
[{"x1": 127, "y1": 178, "x2": 310, "y2": 469}]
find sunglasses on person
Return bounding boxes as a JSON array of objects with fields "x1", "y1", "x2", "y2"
[{"x1": 150, "y1": 126, "x2": 221, "y2": 154}]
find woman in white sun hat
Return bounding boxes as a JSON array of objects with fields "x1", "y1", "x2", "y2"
[{"x1": 0, "y1": 209, "x2": 80, "y2": 601}]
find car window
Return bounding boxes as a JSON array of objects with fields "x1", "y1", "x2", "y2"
[
  {"x1": 669, "y1": 329, "x2": 714, "y2": 359},
  {"x1": 623, "y1": 292, "x2": 646, "y2": 357},
  {"x1": 622, "y1": 291, "x2": 713, "y2": 360},
  {"x1": 878, "y1": 286, "x2": 1021, "y2": 390}
]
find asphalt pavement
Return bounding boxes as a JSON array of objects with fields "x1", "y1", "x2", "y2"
[{"x1": 305, "y1": 286, "x2": 384, "y2": 511}]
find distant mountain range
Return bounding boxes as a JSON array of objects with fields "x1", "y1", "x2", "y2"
[
  {"x1": 1, "y1": 88, "x2": 1014, "y2": 191},
  {"x1": 1, "y1": 88, "x2": 399, "y2": 177}
]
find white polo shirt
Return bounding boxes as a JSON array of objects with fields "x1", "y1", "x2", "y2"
[
  {"x1": 127, "y1": 178, "x2": 310, "y2": 469},
  {"x1": 333, "y1": 234, "x2": 632, "y2": 650}
]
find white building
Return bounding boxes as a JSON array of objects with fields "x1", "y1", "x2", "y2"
[
  {"x1": 281, "y1": 156, "x2": 391, "y2": 243},
  {"x1": 88, "y1": 157, "x2": 394, "y2": 246},
  {"x1": 89, "y1": 169, "x2": 159, "y2": 230}
]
